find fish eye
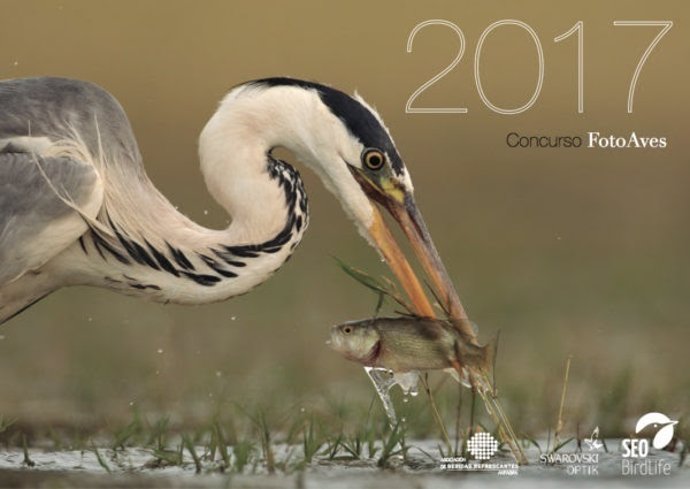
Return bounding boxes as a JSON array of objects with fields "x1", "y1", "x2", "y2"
[
  {"x1": 343, "y1": 326, "x2": 353, "y2": 334},
  {"x1": 362, "y1": 148, "x2": 385, "y2": 171}
]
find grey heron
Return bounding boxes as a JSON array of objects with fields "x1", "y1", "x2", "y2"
[{"x1": 0, "y1": 76, "x2": 466, "y2": 327}]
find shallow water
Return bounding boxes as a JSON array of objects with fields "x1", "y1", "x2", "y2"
[{"x1": 0, "y1": 438, "x2": 686, "y2": 488}]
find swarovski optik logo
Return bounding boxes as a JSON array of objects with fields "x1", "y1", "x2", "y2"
[{"x1": 584, "y1": 426, "x2": 603, "y2": 452}]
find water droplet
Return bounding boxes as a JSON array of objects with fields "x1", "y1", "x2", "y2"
[
  {"x1": 230, "y1": 316, "x2": 237, "y2": 321},
  {"x1": 87, "y1": 317, "x2": 93, "y2": 322},
  {"x1": 401, "y1": 417, "x2": 407, "y2": 423},
  {"x1": 208, "y1": 392, "x2": 213, "y2": 398},
  {"x1": 402, "y1": 396, "x2": 409, "y2": 403},
  {"x1": 129, "y1": 401, "x2": 135, "y2": 407},
  {"x1": 0, "y1": 335, "x2": 5, "y2": 341},
  {"x1": 12, "y1": 61, "x2": 18, "y2": 67},
  {"x1": 299, "y1": 407, "x2": 305, "y2": 413},
  {"x1": 215, "y1": 370, "x2": 222, "y2": 378},
  {"x1": 155, "y1": 370, "x2": 160, "y2": 375},
  {"x1": 203, "y1": 209, "x2": 209, "y2": 215},
  {"x1": 157, "y1": 348, "x2": 163, "y2": 354}
]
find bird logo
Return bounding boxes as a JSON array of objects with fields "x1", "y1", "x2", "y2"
[
  {"x1": 635, "y1": 412, "x2": 678, "y2": 450},
  {"x1": 584, "y1": 426, "x2": 603, "y2": 451}
]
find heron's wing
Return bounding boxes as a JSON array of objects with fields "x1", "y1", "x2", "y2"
[{"x1": 0, "y1": 151, "x2": 103, "y2": 286}]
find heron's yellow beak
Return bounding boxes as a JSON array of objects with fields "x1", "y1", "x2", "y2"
[
  {"x1": 354, "y1": 170, "x2": 468, "y2": 331},
  {"x1": 367, "y1": 206, "x2": 435, "y2": 317}
]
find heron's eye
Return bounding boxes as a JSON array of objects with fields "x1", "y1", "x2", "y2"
[
  {"x1": 362, "y1": 148, "x2": 385, "y2": 171},
  {"x1": 343, "y1": 326, "x2": 353, "y2": 334}
]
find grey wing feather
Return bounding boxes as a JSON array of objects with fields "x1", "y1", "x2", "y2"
[
  {"x1": 0, "y1": 152, "x2": 102, "y2": 286},
  {"x1": 0, "y1": 77, "x2": 143, "y2": 173}
]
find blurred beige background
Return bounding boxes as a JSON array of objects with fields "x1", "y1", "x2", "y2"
[{"x1": 0, "y1": 1, "x2": 688, "y2": 434}]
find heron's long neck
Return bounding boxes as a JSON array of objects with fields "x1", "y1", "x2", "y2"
[
  {"x1": 198, "y1": 85, "x2": 327, "y2": 238},
  {"x1": 75, "y1": 91, "x2": 311, "y2": 304}
]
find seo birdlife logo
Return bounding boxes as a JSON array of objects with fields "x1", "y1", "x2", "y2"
[{"x1": 621, "y1": 412, "x2": 677, "y2": 477}]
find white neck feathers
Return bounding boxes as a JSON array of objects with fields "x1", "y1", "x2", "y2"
[{"x1": 199, "y1": 84, "x2": 374, "y2": 240}]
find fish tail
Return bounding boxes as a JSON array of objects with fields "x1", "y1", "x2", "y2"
[{"x1": 451, "y1": 331, "x2": 500, "y2": 382}]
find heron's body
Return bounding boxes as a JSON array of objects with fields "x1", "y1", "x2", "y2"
[
  {"x1": 0, "y1": 75, "x2": 465, "y2": 333},
  {"x1": 0, "y1": 77, "x2": 314, "y2": 322}
]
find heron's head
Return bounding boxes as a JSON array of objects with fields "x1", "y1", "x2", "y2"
[{"x1": 218, "y1": 78, "x2": 460, "y2": 316}]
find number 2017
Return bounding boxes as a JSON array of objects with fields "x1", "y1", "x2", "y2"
[{"x1": 405, "y1": 19, "x2": 673, "y2": 114}]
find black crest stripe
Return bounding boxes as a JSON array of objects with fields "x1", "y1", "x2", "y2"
[{"x1": 247, "y1": 77, "x2": 404, "y2": 176}]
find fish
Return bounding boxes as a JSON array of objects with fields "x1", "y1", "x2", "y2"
[{"x1": 328, "y1": 316, "x2": 495, "y2": 379}]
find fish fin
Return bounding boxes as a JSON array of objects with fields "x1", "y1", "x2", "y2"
[{"x1": 462, "y1": 332, "x2": 499, "y2": 373}]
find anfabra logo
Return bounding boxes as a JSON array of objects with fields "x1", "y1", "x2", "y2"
[
  {"x1": 439, "y1": 431, "x2": 518, "y2": 476},
  {"x1": 621, "y1": 412, "x2": 677, "y2": 477},
  {"x1": 467, "y1": 432, "x2": 499, "y2": 460}
]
